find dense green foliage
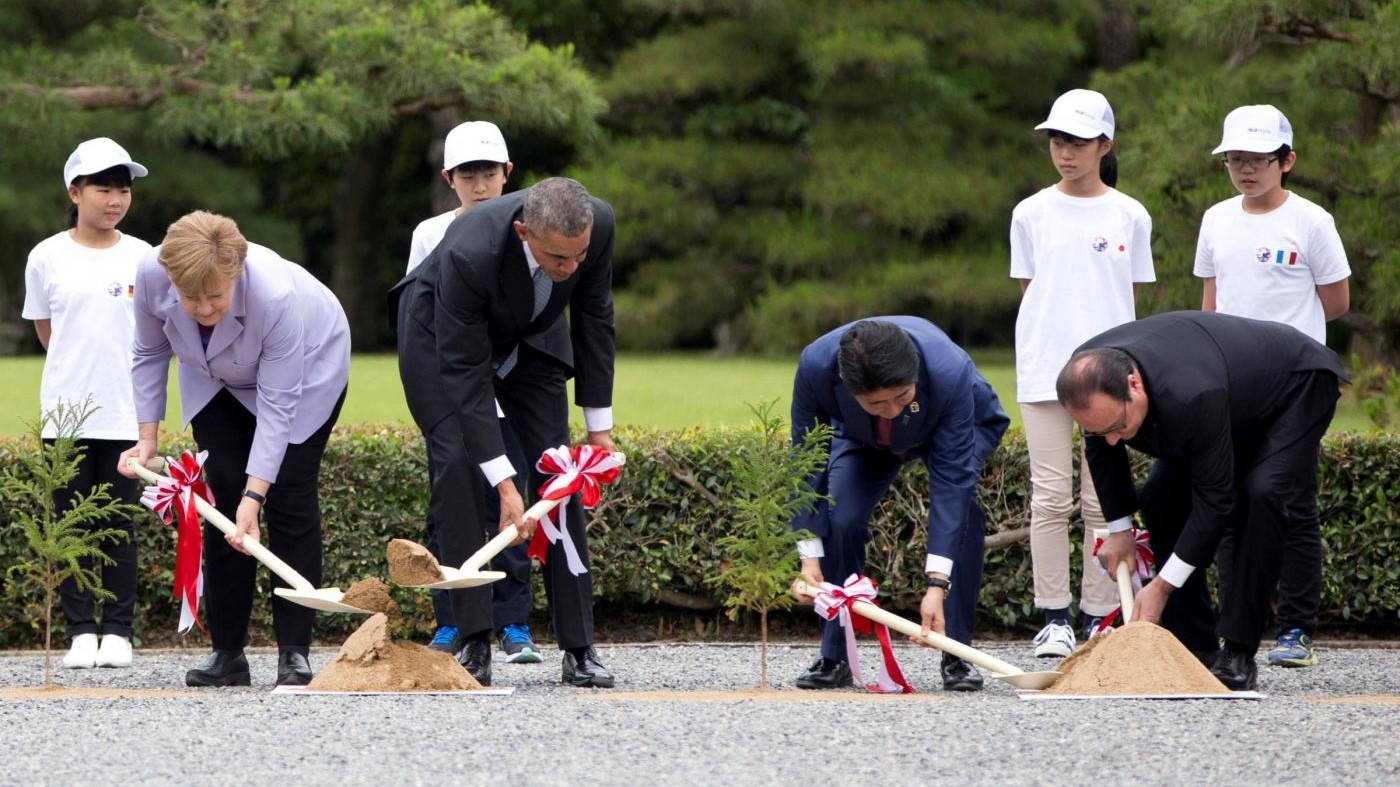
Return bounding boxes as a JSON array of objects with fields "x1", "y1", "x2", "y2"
[{"x1": 1, "y1": 424, "x2": 1394, "y2": 647}]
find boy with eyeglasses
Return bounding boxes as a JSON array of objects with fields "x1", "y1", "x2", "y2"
[{"x1": 1193, "y1": 104, "x2": 1351, "y2": 671}]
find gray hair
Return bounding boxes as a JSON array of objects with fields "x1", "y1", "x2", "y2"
[{"x1": 522, "y1": 177, "x2": 594, "y2": 237}]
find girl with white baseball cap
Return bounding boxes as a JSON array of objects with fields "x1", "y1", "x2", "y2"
[
  {"x1": 21, "y1": 138, "x2": 153, "y2": 670},
  {"x1": 1010, "y1": 89, "x2": 1156, "y2": 658},
  {"x1": 1194, "y1": 104, "x2": 1350, "y2": 671}
]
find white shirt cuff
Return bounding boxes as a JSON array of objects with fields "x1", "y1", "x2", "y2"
[
  {"x1": 925, "y1": 554, "x2": 953, "y2": 576},
  {"x1": 479, "y1": 455, "x2": 516, "y2": 488},
  {"x1": 494, "y1": 398, "x2": 505, "y2": 418},
  {"x1": 796, "y1": 538, "x2": 824, "y2": 559},
  {"x1": 1158, "y1": 554, "x2": 1196, "y2": 588},
  {"x1": 583, "y1": 407, "x2": 613, "y2": 432},
  {"x1": 1106, "y1": 516, "x2": 1134, "y2": 534}
]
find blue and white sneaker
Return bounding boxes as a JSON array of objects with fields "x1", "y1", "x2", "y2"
[
  {"x1": 428, "y1": 625, "x2": 462, "y2": 654},
  {"x1": 498, "y1": 624, "x2": 543, "y2": 664}
]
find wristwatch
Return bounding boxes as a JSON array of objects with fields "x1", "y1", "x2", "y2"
[
  {"x1": 925, "y1": 576, "x2": 951, "y2": 591},
  {"x1": 241, "y1": 489, "x2": 266, "y2": 505}
]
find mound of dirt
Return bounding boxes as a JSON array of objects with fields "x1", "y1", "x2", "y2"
[
  {"x1": 1045, "y1": 621, "x2": 1230, "y2": 695},
  {"x1": 387, "y1": 539, "x2": 443, "y2": 586},
  {"x1": 307, "y1": 613, "x2": 481, "y2": 692},
  {"x1": 340, "y1": 577, "x2": 397, "y2": 617}
]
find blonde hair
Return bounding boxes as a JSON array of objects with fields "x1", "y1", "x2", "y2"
[{"x1": 158, "y1": 211, "x2": 247, "y2": 293}]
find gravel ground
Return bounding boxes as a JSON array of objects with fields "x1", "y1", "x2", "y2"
[{"x1": 1, "y1": 640, "x2": 1397, "y2": 786}]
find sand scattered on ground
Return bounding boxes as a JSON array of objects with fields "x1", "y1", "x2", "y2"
[
  {"x1": 0, "y1": 686, "x2": 200, "y2": 700},
  {"x1": 307, "y1": 613, "x2": 481, "y2": 692},
  {"x1": 577, "y1": 688, "x2": 944, "y2": 702},
  {"x1": 1044, "y1": 621, "x2": 1230, "y2": 695},
  {"x1": 1303, "y1": 695, "x2": 1400, "y2": 705},
  {"x1": 387, "y1": 539, "x2": 443, "y2": 586}
]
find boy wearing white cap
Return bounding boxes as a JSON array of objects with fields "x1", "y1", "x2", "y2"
[
  {"x1": 1194, "y1": 104, "x2": 1350, "y2": 669},
  {"x1": 1010, "y1": 89, "x2": 1155, "y2": 658},
  {"x1": 400, "y1": 121, "x2": 544, "y2": 667},
  {"x1": 22, "y1": 138, "x2": 153, "y2": 669}
]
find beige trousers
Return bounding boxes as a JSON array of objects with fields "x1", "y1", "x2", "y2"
[{"x1": 1021, "y1": 401, "x2": 1119, "y2": 616}]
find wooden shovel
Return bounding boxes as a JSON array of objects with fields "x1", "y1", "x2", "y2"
[
  {"x1": 406, "y1": 453, "x2": 628, "y2": 590},
  {"x1": 793, "y1": 579, "x2": 1061, "y2": 690},
  {"x1": 1093, "y1": 528, "x2": 1136, "y2": 623},
  {"x1": 128, "y1": 458, "x2": 373, "y2": 614}
]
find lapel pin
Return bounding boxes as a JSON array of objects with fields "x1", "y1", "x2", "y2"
[{"x1": 909, "y1": 402, "x2": 920, "y2": 413}]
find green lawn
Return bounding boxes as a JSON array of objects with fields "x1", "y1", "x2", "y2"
[{"x1": 0, "y1": 351, "x2": 1380, "y2": 438}]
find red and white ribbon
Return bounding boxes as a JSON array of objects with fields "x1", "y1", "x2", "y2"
[
  {"x1": 527, "y1": 445, "x2": 624, "y2": 576},
  {"x1": 813, "y1": 574, "x2": 914, "y2": 694},
  {"x1": 1091, "y1": 528, "x2": 1156, "y2": 633},
  {"x1": 140, "y1": 450, "x2": 213, "y2": 633}
]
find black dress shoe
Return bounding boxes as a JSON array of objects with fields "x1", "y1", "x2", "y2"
[
  {"x1": 456, "y1": 636, "x2": 492, "y2": 686},
  {"x1": 186, "y1": 649, "x2": 251, "y2": 687},
  {"x1": 563, "y1": 646, "x2": 614, "y2": 688},
  {"x1": 276, "y1": 647, "x2": 314, "y2": 687},
  {"x1": 1210, "y1": 648, "x2": 1258, "y2": 690},
  {"x1": 940, "y1": 653, "x2": 984, "y2": 692},
  {"x1": 794, "y1": 657, "x2": 853, "y2": 690}
]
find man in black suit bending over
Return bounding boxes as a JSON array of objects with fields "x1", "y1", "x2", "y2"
[
  {"x1": 391, "y1": 177, "x2": 617, "y2": 688},
  {"x1": 1056, "y1": 311, "x2": 1343, "y2": 690}
]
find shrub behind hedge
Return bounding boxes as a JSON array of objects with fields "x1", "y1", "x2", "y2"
[{"x1": 1, "y1": 425, "x2": 1394, "y2": 646}]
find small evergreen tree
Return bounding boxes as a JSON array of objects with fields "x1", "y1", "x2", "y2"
[
  {"x1": 2, "y1": 399, "x2": 138, "y2": 687},
  {"x1": 709, "y1": 400, "x2": 831, "y2": 689}
]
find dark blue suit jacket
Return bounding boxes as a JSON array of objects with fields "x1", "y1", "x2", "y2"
[{"x1": 790, "y1": 316, "x2": 1009, "y2": 561}]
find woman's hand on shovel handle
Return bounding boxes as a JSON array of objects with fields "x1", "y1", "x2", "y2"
[
  {"x1": 228, "y1": 496, "x2": 262, "y2": 555},
  {"x1": 115, "y1": 424, "x2": 159, "y2": 478},
  {"x1": 914, "y1": 585, "x2": 948, "y2": 647},
  {"x1": 1130, "y1": 577, "x2": 1172, "y2": 625}
]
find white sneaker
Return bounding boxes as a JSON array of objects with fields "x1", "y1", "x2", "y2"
[
  {"x1": 95, "y1": 634, "x2": 133, "y2": 668},
  {"x1": 1032, "y1": 622, "x2": 1076, "y2": 658},
  {"x1": 62, "y1": 633, "x2": 99, "y2": 669}
]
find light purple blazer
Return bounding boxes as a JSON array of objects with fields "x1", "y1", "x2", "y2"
[{"x1": 132, "y1": 243, "x2": 350, "y2": 483}]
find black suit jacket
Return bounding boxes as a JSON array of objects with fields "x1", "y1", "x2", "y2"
[
  {"x1": 1080, "y1": 311, "x2": 1344, "y2": 567},
  {"x1": 389, "y1": 187, "x2": 616, "y2": 463}
]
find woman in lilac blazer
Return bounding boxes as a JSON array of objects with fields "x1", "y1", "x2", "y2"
[{"x1": 118, "y1": 211, "x2": 349, "y2": 688}]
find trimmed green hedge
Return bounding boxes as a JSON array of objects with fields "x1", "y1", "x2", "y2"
[{"x1": 1, "y1": 425, "x2": 1395, "y2": 646}]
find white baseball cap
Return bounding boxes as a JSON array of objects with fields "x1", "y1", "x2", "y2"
[
  {"x1": 443, "y1": 121, "x2": 510, "y2": 170},
  {"x1": 1035, "y1": 89, "x2": 1115, "y2": 140},
  {"x1": 1212, "y1": 104, "x2": 1293, "y2": 154},
  {"x1": 63, "y1": 137, "x2": 149, "y2": 188}
]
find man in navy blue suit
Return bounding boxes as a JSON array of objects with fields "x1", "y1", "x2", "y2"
[{"x1": 790, "y1": 317, "x2": 1009, "y2": 691}]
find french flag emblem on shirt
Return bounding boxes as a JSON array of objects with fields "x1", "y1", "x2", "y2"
[{"x1": 1274, "y1": 250, "x2": 1299, "y2": 266}]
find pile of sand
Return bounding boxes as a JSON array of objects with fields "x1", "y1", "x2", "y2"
[
  {"x1": 307, "y1": 613, "x2": 481, "y2": 692},
  {"x1": 1044, "y1": 621, "x2": 1230, "y2": 695},
  {"x1": 340, "y1": 577, "x2": 397, "y2": 617},
  {"x1": 387, "y1": 538, "x2": 443, "y2": 586}
]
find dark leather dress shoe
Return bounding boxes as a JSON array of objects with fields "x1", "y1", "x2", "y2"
[
  {"x1": 563, "y1": 646, "x2": 614, "y2": 688},
  {"x1": 186, "y1": 649, "x2": 251, "y2": 687},
  {"x1": 940, "y1": 654, "x2": 984, "y2": 692},
  {"x1": 794, "y1": 657, "x2": 853, "y2": 690},
  {"x1": 276, "y1": 647, "x2": 314, "y2": 687},
  {"x1": 1210, "y1": 648, "x2": 1258, "y2": 691},
  {"x1": 457, "y1": 636, "x2": 492, "y2": 686}
]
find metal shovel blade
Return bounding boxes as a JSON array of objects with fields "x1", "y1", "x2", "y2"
[{"x1": 273, "y1": 587, "x2": 374, "y2": 614}]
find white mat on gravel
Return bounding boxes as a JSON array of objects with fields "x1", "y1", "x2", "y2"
[
  {"x1": 272, "y1": 685, "x2": 515, "y2": 696},
  {"x1": 1019, "y1": 691, "x2": 1265, "y2": 701}
]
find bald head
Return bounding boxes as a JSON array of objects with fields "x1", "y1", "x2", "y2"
[{"x1": 1056, "y1": 348, "x2": 1136, "y2": 410}]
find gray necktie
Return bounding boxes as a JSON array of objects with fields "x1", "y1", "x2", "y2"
[{"x1": 497, "y1": 266, "x2": 553, "y2": 379}]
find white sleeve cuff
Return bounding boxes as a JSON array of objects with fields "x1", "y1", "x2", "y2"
[
  {"x1": 1158, "y1": 554, "x2": 1196, "y2": 588},
  {"x1": 479, "y1": 455, "x2": 517, "y2": 488},
  {"x1": 796, "y1": 538, "x2": 824, "y2": 559},
  {"x1": 925, "y1": 554, "x2": 954, "y2": 576},
  {"x1": 494, "y1": 398, "x2": 505, "y2": 418},
  {"x1": 583, "y1": 407, "x2": 613, "y2": 432},
  {"x1": 1106, "y1": 516, "x2": 1134, "y2": 534}
]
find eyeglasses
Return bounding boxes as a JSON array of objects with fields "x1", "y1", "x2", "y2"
[
  {"x1": 1221, "y1": 154, "x2": 1279, "y2": 170},
  {"x1": 1082, "y1": 402, "x2": 1129, "y2": 438}
]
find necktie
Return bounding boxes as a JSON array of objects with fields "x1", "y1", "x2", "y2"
[
  {"x1": 874, "y1": 416, "x2": 893, "y2": 447},
  {"x1": 497, "y1": 266, "x2": 553, "y2": 379}
]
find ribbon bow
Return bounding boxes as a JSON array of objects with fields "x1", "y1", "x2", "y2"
[
  {"x1": 527, "y1": 445, "x2": 623, "y2": 576},
  {"x1": 140, "y1": 450, "x2": 213, "y2": 633},
  {"x1": 812, "y1": 574, "x2": 914, "y2": 694},
  {"x1": 1091, "y1": 528, "x2": 1156, "y2": 633}
]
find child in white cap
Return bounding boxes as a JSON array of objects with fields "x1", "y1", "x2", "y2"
[
  {"x1": 1010, "y1": 89, "x2": 1156, "y2": 658},
  {"x1": 22, "y1": 138, "x2": 153, "y2": 669},
  {"x1": 1194, "y1": 104, "x2": 1350, "y2": 670},
  {"x1": 405, "y1": 121, "x2": 513, "y2": 273}
]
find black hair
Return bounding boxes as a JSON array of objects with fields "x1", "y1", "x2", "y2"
[
  {"x1": 837, "y1": 321, "x2": 920, "y2": 395},
  {"x1": 1055, "y1": 347, "x2": 1136, "y2": 410},
  {"x1": 450, "y1": 160, "x2": 508, "y2": 178},
  {"x1": 1274, "y1": 143, "x2": 1292, "y2": 187},
  {"x1": 66, "y1": 165, "x2": 133, "y2": 229},
  {"x1": 1047, "y1": 131, "x2": 1118, "y2": 188}
]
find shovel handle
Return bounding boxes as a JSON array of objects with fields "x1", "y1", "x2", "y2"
[
  {"x1": 792, "y1": 580, "x2": 1026, "y2": 678},
  {"x1": 1116, "y1": 561, "x2": 1134, "y2": 622},
  {"x1": 128, "y1": 458, "x2": 316, "y2": 592}
]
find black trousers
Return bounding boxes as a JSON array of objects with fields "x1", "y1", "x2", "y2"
[
  {"x1": 49, "y1": 438, "x2": 140, "y2": 638},
  {"x1": 191, "y1": 388, "x2": 344, "y2": 650},
  {"x1": 1139, "y1": 372, "x2": 1338, "y2": 654}
]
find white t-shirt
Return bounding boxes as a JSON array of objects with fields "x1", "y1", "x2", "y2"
[
  {"x1": 22, "y1": 231, "x2": 153, "y2": 439},
  {"x1": 1010, "y1": 186, "x2": 1155, "y2": 403},
  {"x1": 1193, "y1": 192, "x2": 1350, "y2": 345},
  {"x1": 405, "y1": 210, "x2": 457, "y2": 273}
]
